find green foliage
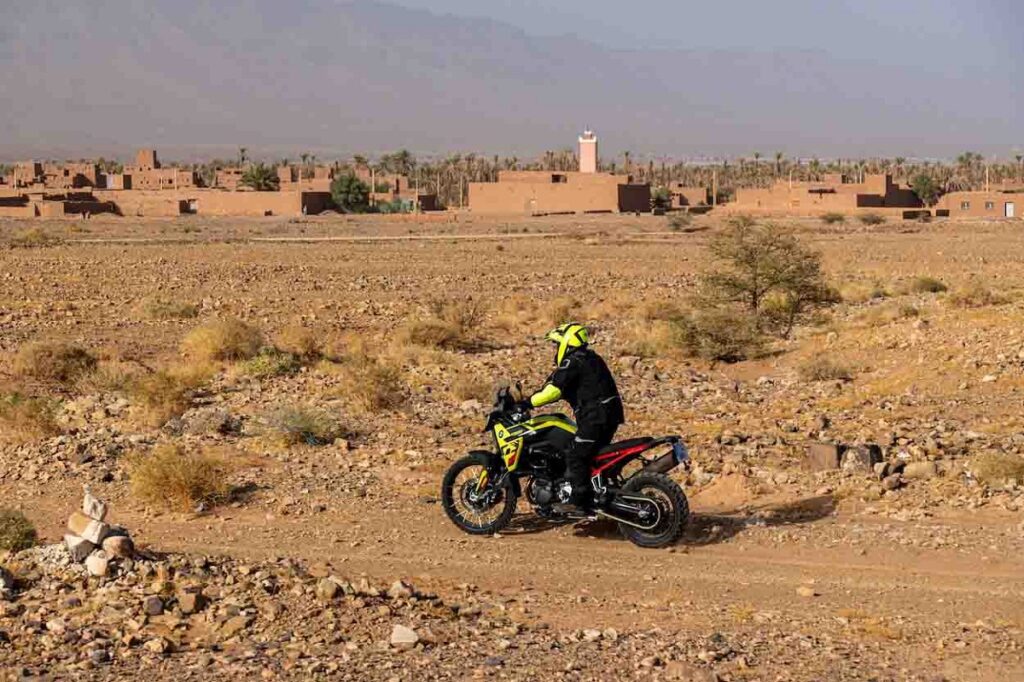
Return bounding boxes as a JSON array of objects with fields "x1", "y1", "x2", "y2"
[
  {"x1": 240, "y1": 348, "x2": 300, "y2": 378},
  {"x1": 674, "y1": 309, "x2": 766, "y2": 364},
  {"x1": 651, "y1": 187, "x2": 671, "y2": 210},
  {"x1": 240, "y1": 163, "x2": 280, "y2": 191},
  {"x1": 268, "y1": 405, "x2": 343, "y2": 446},
  {"x1": 0, "y1": 509, "x2": 37, "y2": 552},
  {"x1": 699, "y1": 219, "x2": 836, "y2": 337},
  {"x1": 330, "y1": 173, "x2": 371, "y2": 213},
  {"x1": 910, "y1": 173, "x2": 941, "y2": 207}
]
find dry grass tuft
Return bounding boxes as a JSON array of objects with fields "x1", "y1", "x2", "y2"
[
  {"x1": 140, "y1": 297, "x2": 199, "y2": 320},
  {"x1": 676, "y1": 309, "x2": 766, "y2": 363},
  {"x1": 129, "y1": 365, "x2": 212, "y2": 426},
  {"x1": 328, "y1": 354, "x2": 406, "y2": 412},
  {"x1": 0, "y1": 394, "x2": 60, "y2": 443},
  {"x1": 10, "y1": 227, "x2": 63, "y2": 249},
  {"x1": 13, "y1": 341, "x2": 97, "y2": 384},
  {"x1": 821, "y1": 212, "x2": 846, "y2": 225},
  {"x1": 180, "y1": 317, "x2": 263, "y2": 362},
  {"x1": 0, "y1": 509, "x2": 37, "y2": 552},
  {"x1": 76, "y1": 361, "x2": 137, "y2": 394},
  {"x1": 238, "y1": 348, "x2": 300, "y2": 379},
  {"x1": 839, "y1": 281, "x2": 889, "y2": 305},
  {"x1": 907, "y1": 276, "x2": 948, "y2": 294},
  {"x1": 970, "y1": 452, "x2": 1024, "y2": 486},
  {"x1": 450, "y1": 374, "x2": 491, "y2": 402},
  {"x1": 798, "y1": 356, "x2": 854, "y2": 382},
  {"x1": 275, "y1": 324, "x2": 325, "y2": 361},
  {"x1": 267, "y1": 405, "x2": 343, "y2": 446},
  {"x1": 400, "y1": 300, "x2": 485, "y2": 350},
  {"x1": 947, "y1": 282, "x2": 1009, "y2": 308},
  {"x1": 858, "y1": 213, "x2": 886, "y2": 226},
  {"x1": 621, "y1": 320, "x2": 684, "y2": 358},
  {"x1": 126, "y1": 443, "x2": 233, "y2": 511}
]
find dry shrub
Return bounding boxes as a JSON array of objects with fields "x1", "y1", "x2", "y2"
[
  {"x1": 13, "y1": 341, "x2": 96, "y2": 384},
  {"x1": 76, "y1": 361, "x2": 136, "y2": 394},
  {"x1": 180, "y1": 317, "x2": 263, "y2": 362},
  {"x1": 858, "y1": 301, "x2": 920, "y2": 327},
  {"x1": 0, "y1": 394, "x2": 60, "y2": 443},
  {"x1": 126, "y1": 443, "x2": 232, "y2": 511},
  {"x1": 676, "y1": 309, "x2": 766, "y2": 363},
  {"x1": 129, "y1": 365, "x2": 212, "y2": 426},
  {"x1": 239, "y1": 348, "x2": 300, "y2": 379},
  {"x1": 10, "y1": 228, "x2": 62, "y2": 249},
  {"x1": 140, "y1": 297, "x2": 199, "y2": 320},
  {"x1": 970, "y1": 452, "x2": 1024, "y2": 487},
  {"x1": 545, "y1": 296, "x2": 580, "y2": 326},
  {"x1": 839, "y1": 281, "x2": 889, "y2": 305},
  {"x1": 0, "y1": 509, "x2": 37, "y2": 552},
  {"x1": 267, "y1": 405, "x2": 343, "y2": 446},
  {"x1": 668, "y1": 213, "x2": 693, "y2": 231},
  {"x1": 275, "y1": 324, "x2": 324, "y2": 361},
  {"x1": 859, "y1": 213, "x2": 886, "y2": 226},
  {"x1": 798, "y1": 357, "x2": 854, "y2": 382},
  {"x1": 821, "y1": 212, "x2": 846, "y2": 225},
  {"x1": 400, "y1": 300, "x2": 484, "y2": 350},
  {"x1": 907, "y1": 276, "x2": 947, "y2": 294},
  {"x1": 330, "y1": 354, "x2": 405, "y2": 412},
  {"x1": 636, "y1": 299, "x2": 687, "y2": 322},
  {"x1": 947, "y1": 282, "x2": 1009, "y2": 308},
  {"x1": 621, "y1": 320, "x2": 683, "y2": 358},
  {"x1": 450, "y1": 373, "x2": 491, "y2": 402}
]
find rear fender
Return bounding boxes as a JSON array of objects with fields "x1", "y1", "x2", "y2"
[{"x1": 468, "y1": 450, "x2": 522, "y2": 497}]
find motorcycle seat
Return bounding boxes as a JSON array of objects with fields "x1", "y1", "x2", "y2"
[{"x1": 597, "y1": 437, "x2": 653, "y2": 456}]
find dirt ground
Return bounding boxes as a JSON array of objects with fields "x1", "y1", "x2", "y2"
[{"x1": 1, "y1": 212, "x2": 1023, "y2": 680}]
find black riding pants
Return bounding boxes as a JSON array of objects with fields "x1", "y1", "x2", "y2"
[{"x1": 565, "y1": 422, "x2": 619, "y2": 502}]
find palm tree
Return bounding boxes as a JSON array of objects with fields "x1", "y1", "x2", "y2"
[
  {"x1": 774, "y1": 152, "x2": 784, "y2": 177},
  {"x1": 1016, "y1": 154, "x2": 1023, "y2": 182},
  {"x1": 238, "y1": 147, "x2": 248, "y2": 166}
]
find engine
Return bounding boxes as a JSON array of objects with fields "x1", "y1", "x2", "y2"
[{"x1": 526, "y1": 477, "x2": 555, "y2": 507}]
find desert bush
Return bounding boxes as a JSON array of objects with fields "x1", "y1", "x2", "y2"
[
  {"x1": 858, "y1": 213, "x2": 886, "y2": 226},
  {"x1": 947, "y1": 282, "x2": 1009, "y2": 308},
  {"x1": 676, "y1": 309, "x2": 766, "y2": 364},
  {"x1": 129, "y1": 365, "x2": 211, "y2": 426},
  {"x1": 0, "y1": 394, "x2": 60, "y2": 442},
  {"x1": 699, "y1": 220, "x2": 835, "y2": 337},
  {"x1": 140, "y1": 297, "x2": 199, "y2": 320},
  {"x1": 239, "y1": 348, "x2": 300, "y2": 379},
  {"x1": 268, "y1": 405, "x2": 343, "y2": 446},
  {"x1": 668, "y1": 213, "x2": 693, "y2": 231},
  {"x1": 636, "y1": 299, "x2": 687, "y2": 323},
  {"x1": 13, "y1": 341, "x2": 96, "y2": 384},
  {"x1": 331, "y1": 354, "x2": 405, "y2": 412},
  {"x1": 451, "y1": 374, "x2": 491, "y2": 402},
  {"x1": 275, "y1": 324, "x2": 324, "y2": 361},
  {"x1": 0, "y1": 509, "x2": 37, "y2": 552},
  {"x1": 10, "y1": 228, "x2": 62, "y2": 249},
  {"x1": 908, "y1": 276, "x2": 947, "y2": 294},
  {"x1": 545, "y1": 297, "x2": 580, "y2": 327},
  {"x1": 181, "y1": 317, "x2": 263, "y2": 362},
  {"x1": 821, "y1": 212, "x2": 846, "y2": 225},
  {"x1": 401, "y1": 300, "x2": 484, "y2": 350},
  {"x1": 797, "y1": 357, "x2": 853, "y2": 382},
  {"x1": 76, "y1": 361, "x2": 136, "y2": 394},
  {"x1": 621, "y1": 320, "x2": 683, "y2": 358},
  {"x1": 970, "y1": 452, "x2": 1024, "y2": 487},
  {"x1": 839, "y1": 281, "x2": 890, "y2": 304},
  {"x1": 126, "y1": 444, "x2": 232, "y2": 511}
]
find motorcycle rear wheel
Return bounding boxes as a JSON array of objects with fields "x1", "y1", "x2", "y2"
[
  {"x1": 441, "y1": 453, "x2": 518, "y2": 535},
  {"x1": 616, "y1": 472, "x2": 688, "y2": 548}
]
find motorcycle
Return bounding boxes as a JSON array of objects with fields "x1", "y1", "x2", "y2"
[{"x1": 441, "y1": 385, "x2": 690, "y2": 548}]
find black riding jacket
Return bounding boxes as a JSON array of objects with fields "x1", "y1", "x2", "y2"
[{"x1": 545, "y1": 347, "x2": 624, "y2": 428}]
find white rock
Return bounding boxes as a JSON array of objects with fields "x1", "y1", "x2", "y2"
[
  {"x1": 390, "y1": 624, "x2": 419, "y2": 649},
  {"x1": 85, "y1": 550, "x2": 110, "y2": 577},
  {"x1": 64, "y1": 534, "x2": 95, "y2": 562},
  {"x1": 82, "y1": 488, "x2": 108, "y2": 522}
]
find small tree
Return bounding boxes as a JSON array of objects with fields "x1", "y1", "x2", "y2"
[
  {"x1": 910, "y1": 173, "x2": 941, "y2": 207},
  {"x1": 240, "y1": 163, "x2": 280, "y2": 191},
  {"x1": 331, "y1": 173, "x2": 370, "y2": 213},
  {"x1": 700, "y1": 218, "x2": 835, "y2": 337},
  {"x1": 651, "y1": 187, "x2": 671, "y2": 211}
]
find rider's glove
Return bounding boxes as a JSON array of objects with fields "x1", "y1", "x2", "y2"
[{"x1": 514, "y1": 399, "x2": 532, "y2": 414}]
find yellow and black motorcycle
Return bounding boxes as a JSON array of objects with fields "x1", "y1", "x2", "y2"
[{"x1": 441, "y1": 386, "x2": 690, "y2": 548}]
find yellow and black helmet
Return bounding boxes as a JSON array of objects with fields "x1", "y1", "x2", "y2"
[{"x1": 544, "y1": 322, "x2": 589, "y2": 365}]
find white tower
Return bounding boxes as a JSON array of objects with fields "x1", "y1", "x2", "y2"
[{"x1": 578, "y1": 129, "x2": 598, "y2": 174}]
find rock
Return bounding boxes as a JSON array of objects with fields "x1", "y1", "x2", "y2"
[
  {"x1": 459, "y1": 399, "x2": 483, "y2": 412},
  {"x1": 178, "y1": 592, "x2": 206, "y2": 615},
  {"x1": 796, "y1": 586, "x2": 818, "y2": 598},
  {"x1": 581, "y1": 628, "x2": 602, "y2": 642},
  {"x1": 64, "y1": 534, "x2": 95, "y2": 562},
  {"x1": 665, "y1": 661, "x2": 718, "y2": 681},
  {"x1": 85, "y1": 551, "x2": 110, "y2": 577},
  {"x1": 67, "y1": 511, "x2": 109, "y2": 545},
  {"x1": 102, "y1": 535, "x2": 134, "y2": 559},
  {"x1": 806, "y1": 442, "x2": 842, "y2": 471},
  {"x1": 882, "y1": 474, "x2": 903, "y2": 490},
  {"x1": 841, "y1": 444, "x2": 883, "y2": 471},
  {"x1": 82, "y1": 488, "x2": 107, "y2": 522},
  {"x1": 390, "y1": 624, "x2": 420, "y2": 649},
  {"x1": 316, "y1": 578, "x2": 340, "y2": 601},
  {"x1": 0, "y1": 567, "x2": 14, "y2": 592},
  {"x1": 220, "y1": 615, "x2": 253, "y2": 639},
  {"x1": 873, "y1": 462, "x2": 890, "y2": 479},
  {"x1": 903, "y1": 461, "x2": 938, "y2": 480},
  {"x1": 143, "y1": 637, "x2": 171, "y2": 654},
  {"x1": 143, "y1": 596, "x2": 164, "y2": 616},
  {"x1": 387, "y1": 580, "x2": 413, "y2": 600}
]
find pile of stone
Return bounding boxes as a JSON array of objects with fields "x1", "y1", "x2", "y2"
[{"x1": 63, "y1": 487, "x2": 135, "y2": 577}]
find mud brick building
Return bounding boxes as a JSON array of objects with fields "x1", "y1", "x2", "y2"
[
  {"x1": 937, "y1": 191, "x2": 1019, "y2": 219},
  {"x1": 122, "y1": 149, "x2": 197, "y2": 190},
  {"x1": 721, "y1": 173, "x2": 923, "y2": 218}
]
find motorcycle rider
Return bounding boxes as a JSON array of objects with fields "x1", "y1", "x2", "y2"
[{"x1": 518, "y1": 322, "x2": 624, "y2": 511}]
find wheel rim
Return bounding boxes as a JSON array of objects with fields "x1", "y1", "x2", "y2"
[
  {"x1": 631, "y1": 485, "x2": 674, "y2": 537},
  {"x1": 450, "y1": 464, "x2": 506, "y2": 529}
]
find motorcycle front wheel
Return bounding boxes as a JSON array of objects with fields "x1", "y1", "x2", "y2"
[{"x1": 441, "y1": 452, "x2": 517, "y2": 535}]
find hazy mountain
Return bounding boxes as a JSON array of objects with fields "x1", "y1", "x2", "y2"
[{"x1": 0, "y1": 0, "x2": 1018, "y2": 161}]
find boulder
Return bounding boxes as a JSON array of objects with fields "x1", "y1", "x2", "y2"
[
  {"x1": 85, "y1": 550, "x2": 110, "y2": 577},
  {"x1": 67, "y1": 511, "x2": 109, "y2": 545},
  {"x1": 841, "y1": 444, "x2": 883, "y2": 472},
  {"x1": 64, "y1": 534, "x2": 96, "y2": 562},
  {"x1": 903, "y1": 461, "x2": 938, "y2": 480},
  {"x1": 390, "y1": 624, "x2": 420, "y2": 649},
  {"x1": 82, "y1": 489, "x2": 108, "y2": 522},
  {"x1": 387, "y1": 580, "x2": 414, "y2": 600},
  {"x1": 101, "y1": 535, "x2": 134, "y2": 559},
  {"x1": 806, "y1": 442, "x2": 842, "y2": 471},
  {"x1": 316, "y1": 578, "x2": 340, "y2": 601},
  {"x1": 178, "y1": 592, "x2": 207, "y2": 615},
  {"x1": 142, "y1": 596, "x2": 164, "y2": 616}
]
